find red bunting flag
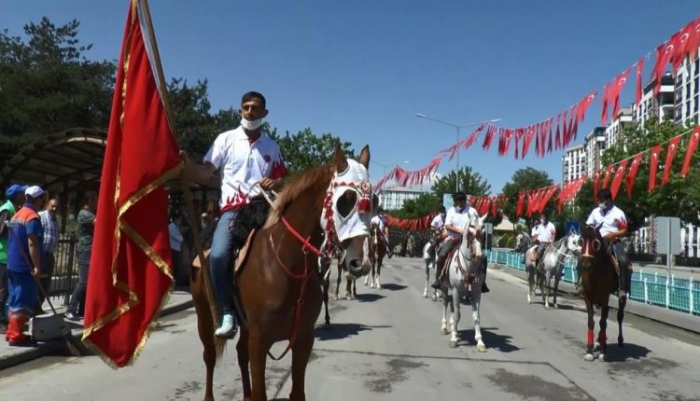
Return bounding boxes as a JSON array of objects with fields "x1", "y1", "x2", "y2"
[
  {"x1": 602, "y1": 165, "x2": 615, "y2": 189},
  {"x1": 636, "y1": 57, "x2": 645, "y2": 106},
  {"x1": 516, "y1": 193, "x2": 524, "y2": 217},
  {"x1": 626, "y1": 153, "x2": 644, "y2": 198},
  {"x1": 83, "y1": 0, "x2": 183, "y2": 368},
  {"x1": 648, "y1": 145, "x2": 662, "y2": 192},
  {"x1": 662, "y1": 135, "x2": 683, "y2": 185},
  {"x1": 651, "y1": 40, "x2": 675, "y2": 96},
  {"x1": 610, "y1": 160, "x2": 629, "y2": 199},
  {"x1": 681, "y1": 127, "x2": 700, "y2": 177},
  {"x1": 687, "y1": 17, "x2": 700, "y2": 61},
  {"x1": 593, "y1": 170, "x2": 601, "y2": 200}
]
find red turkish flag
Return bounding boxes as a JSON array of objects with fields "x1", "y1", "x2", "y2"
[
  {"x1": 651, "y1": 39, "x2": 675, "y2": 96},
  {"x1": 577, "y1": 91, "x2": 597, "y2": 124},
  {"x1": 83, "y1": 0, "x2": 183, "y2": 368},
  {"x1": 593, "y1": 170, "x2": 601, "y2": 200},
  {"x1": 673, "y1": 25, "x2": 692, "y2": 74},
  {"x1": 555, "y1": 114, "x2": 562, "y2": 150},
  {"x1": 601, "y1": 82, "x2": 611, "y2": 125},
  {"x1": 482, "y1": 125, "x2": 496, "y2": 150},
  {"x1": 610, "y1": 160, "x2": 629, "y2": 200},
  {"x1": 516, "y1": 193, "x2": 523, "y2": 217},
  {"x1": 681, "y1": 127, "x2": 700, "y2": 177},
  {"x1": 626, "y1": 153, "x2": 644, "y2": 198},
  {"x1": 635, "y1": 57, "x2": 645, "y2": 107},
  {"x1": 662, "y1": 135, "x2": 683, "y2": 185},
  {"x1": 648, "y1": 145, "x2": 662, "y2": 192},
  {"x1": 687, "y1": 17, "x2": 700, "y2": 61},
  {"x1": 602, "y1": 165, "x2": 615, "y2": 189}
]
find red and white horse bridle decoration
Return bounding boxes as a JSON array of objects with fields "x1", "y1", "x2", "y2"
[{"x1": 320, "y1": 159, "x2": 373, "y2": 259}]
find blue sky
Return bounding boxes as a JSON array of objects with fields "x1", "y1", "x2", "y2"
[{"x1": 1, "y1": 0, "x2": 696, "y2": 193}]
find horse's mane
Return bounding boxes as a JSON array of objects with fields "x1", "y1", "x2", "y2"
[
  {"x1": 553, "y1": 236, "x2": 567, "y2": 248},
  {"x1": 264, "y1": 164, "x2": 335, "y2": 228}
]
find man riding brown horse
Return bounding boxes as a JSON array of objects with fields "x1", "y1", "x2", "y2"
[
  {"x1": 370, "y1": 207, "x2": 393, "y2": 258},
  {"x1": 578, "y1": 188, "x2": 631, "y2": 299},
  {"x1": 185, "y1": 91, "x2": 288, "y2": 338}
]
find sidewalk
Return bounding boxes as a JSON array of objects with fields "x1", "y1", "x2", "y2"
[
  {"x1": 0, "y1": 291, "x2": 194, "y2": 371},
  {"x1": 632, "y1": 262, "x2": 700, "y2": 280},
  {"x1": 490, "y1": 263, "x2": 700, "y2": 335}
]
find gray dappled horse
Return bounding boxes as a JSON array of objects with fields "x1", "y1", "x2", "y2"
[
  {"x1": 524, "y1": 234, "x2": 581, "y2": 308},
  {"x1": 440, "y1": 213, "x2": 488, "y2": 351}
]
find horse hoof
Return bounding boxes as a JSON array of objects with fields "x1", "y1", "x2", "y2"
[
  {"x1": 477, "y1": 344, "x2": 487, "y2": 353},
  {"x1": 527, "y1": 295, "x2": 532, "y2": 304},
  {"x1": 584, "y1": 353, "x2": 594, "y2": 362},
  {"x1": 598, "y1": 353, "x2": 606, "y2": 362},
  {"x1": 440, "y1": 326, "x2": 449, "y2": 335},
  {"x1": 544, "y1": 303, "x2": 550, "y2": 310},
  {"x1": 554, "y1": 303, "x2": 559, "y2": 309},
  {"x1": 449, "y1": 340, "x2": 458, "y2": 348}
]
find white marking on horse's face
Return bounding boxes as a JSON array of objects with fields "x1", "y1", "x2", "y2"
[{"x1": 567, "y1": 234, "x2": 582, "y2": 253}]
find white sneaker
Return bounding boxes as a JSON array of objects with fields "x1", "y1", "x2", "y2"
[{"x1": 215, "y1": 314, "x2": 237, "y2": 337}]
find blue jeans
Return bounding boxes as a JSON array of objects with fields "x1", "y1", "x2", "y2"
[{"x1": 210, "y1": 210, "x2": 237, "y2": 315}]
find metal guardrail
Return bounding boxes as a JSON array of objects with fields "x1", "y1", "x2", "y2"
[{"x1": 487, "y1": 249, "x2": 700, "y2": 317}]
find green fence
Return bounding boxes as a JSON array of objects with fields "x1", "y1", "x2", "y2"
[{"x1": 487, "y1": 249, "x2": 700, "y2": 317}]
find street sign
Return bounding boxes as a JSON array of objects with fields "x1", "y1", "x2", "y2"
[
  {"x1": 655, "y1": 216, "x2": 681, "y2": 255},
  {"x1": 565, "y1": 221, "x2": 580, "y2": 235},
  {"x1": 442, "y1": 193, "x2": 453, "y2": 211}
]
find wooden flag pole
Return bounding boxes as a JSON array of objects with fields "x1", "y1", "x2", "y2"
[{"x1": 138, "y1": 0, "x2": 220, "y2": 325}]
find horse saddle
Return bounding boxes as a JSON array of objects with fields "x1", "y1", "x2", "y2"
[{"x1": 191, "y1": 229, "x2": 259, "y2": 275}]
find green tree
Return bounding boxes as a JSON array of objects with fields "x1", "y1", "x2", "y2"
[
  {"x1": 390, "y1": 192, "x2": 440, "y2": 219},
  {"x1": 431, "y1": 166, "x2": 491, "y2": 200},
  {"x1": 167, "y1": 78, "x2": 239, "y2": 160},
  {"x1": 0, "y1": 18, "x2": 115, "y2": 164},
  {"x1": 573, "y1": 118, "x2": 700, "y2": 231},
  {"x1": 502, "y1": 167, "x2": 557, "y2": 222},
  {"x1": 269, "y1": 128, "x2": 354, "y2": 176}
]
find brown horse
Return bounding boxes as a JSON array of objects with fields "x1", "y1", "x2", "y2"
[
  {"x1": 191, "y1": 144, "x2": 373, "y2": 401},
  {"x1": 364, "y1": 223, "x2": 386, "y2": 289},
  {"x1": 578, "y1": 224, "x2": 628, "y2": 362}
]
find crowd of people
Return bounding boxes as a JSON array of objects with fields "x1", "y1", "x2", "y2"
[{"x1": 0, "y1": 185, "x2": 96, "y2": 347}]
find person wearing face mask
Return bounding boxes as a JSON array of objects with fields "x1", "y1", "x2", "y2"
[
  {"x1": 582, "y1": 189, "x2": 630, "y2": 298},
  {"x1": 533, "y1": 212, "x2": 556, "y2": 269},
  {"x1": 370, "y1": 208, "x2": 393, "y2": 258},
  {"x1": 426, "y1": 205, "x2": 446, "y2": 259},
  {"x1": 183, "y1": 91, "x2": 288, "y2": 338}
]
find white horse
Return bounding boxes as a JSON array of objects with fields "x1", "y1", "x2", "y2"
[
  {"x1": 440, "y1": 213, "x2": 487, "y2": 351},
  {"x1": 422, "y1": 242, "x2": 439, "y2": 301},
  {"x1": 525, "y1": 234, "x2": 581, "y2": 308}
]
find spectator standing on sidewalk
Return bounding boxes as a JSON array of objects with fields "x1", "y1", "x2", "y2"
[
  {"x1": 0, "y1": 184, "x2": 26, "y2": 334},
  {"x1": 5, "y1": 185, "x2": 45, "y2": 346},
  {"x1": 168, "y1": 215, "x2": 185, "y2": 288},
  {"x1": 37, "y1": 196, "x2": 60, "y2": 315},
  {"x1": 65, "y1": 191, "x2": 97, "y2": 321}
]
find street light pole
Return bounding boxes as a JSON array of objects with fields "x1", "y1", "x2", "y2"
[{"x1": 415, "y1": 114, "x2": 501, "y2": 193}]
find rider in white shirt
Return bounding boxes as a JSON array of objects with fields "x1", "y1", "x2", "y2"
[
  {"x1": 370, "y1": 208, "x2": 393, "y2": 258},
  {"x1": 583, "y1": 188, "x2": 630, "y2": 298},
  {"x1": 431, "y1": 193, "x2": 490, "y2": 293},
  {"x1": 425, "y1": 206, "x2": 446, "y2": 258},
  {"x1": 184, "y1": 91, "x2": 288, "y2": 338},
  {"x1": 533, "y1": 212, "x2": 556, "y2": 267}
]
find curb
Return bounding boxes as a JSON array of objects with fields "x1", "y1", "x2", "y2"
[
  {"x1": 491, "y1": 263, "x2": 700, "y2": 335},
  {"x1": 0, "y1": 298, "x2": 195, "y2": 372}
]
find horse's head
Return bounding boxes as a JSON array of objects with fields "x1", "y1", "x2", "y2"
[
  {"x1": 565, "y1": 233, "x2": 582, "y2": 255},
  {"x1": 579, "y1": 225, "x2": 603, "y2": 270},
  {"x1": 322, "y1": 143, "x2": 373, "y2": 278}
]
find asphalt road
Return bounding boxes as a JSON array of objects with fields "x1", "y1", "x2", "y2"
[{"x1": 0, "y1": 257, "x2": 699, "y2": 401}]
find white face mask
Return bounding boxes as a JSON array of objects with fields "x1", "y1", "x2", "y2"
[
  {"x1": 599, "y1": 202, "x2": 607, "y2": 210},
  {"x1": 240, "y1": 117, "x2": 263, "y2": 131}
]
